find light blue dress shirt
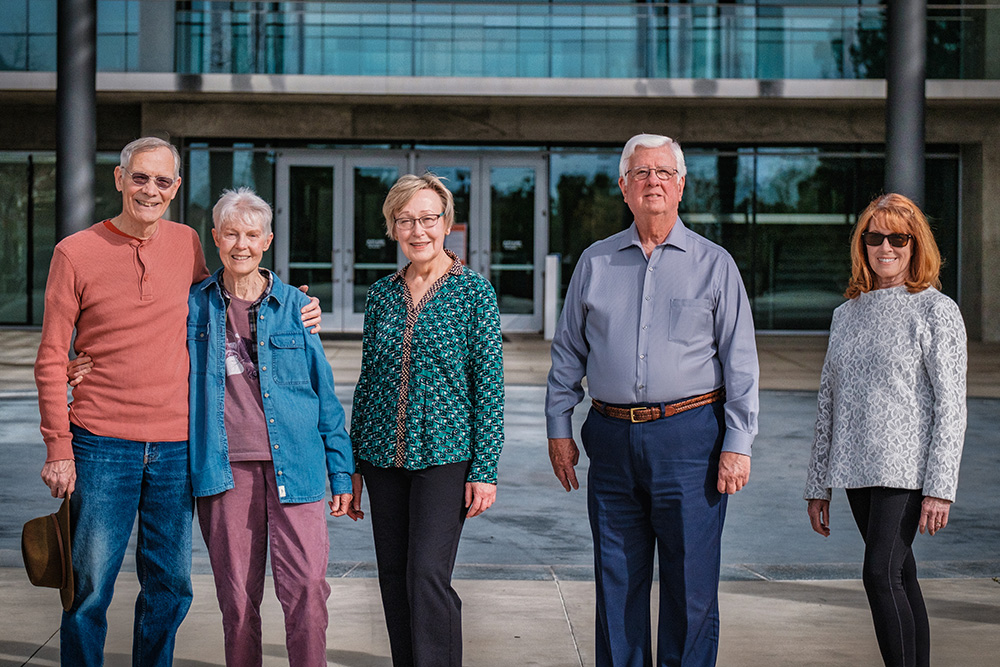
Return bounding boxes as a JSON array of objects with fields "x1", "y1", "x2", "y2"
[{"x1": 545, "y1": 219, "x2": 760, "y2": 456}]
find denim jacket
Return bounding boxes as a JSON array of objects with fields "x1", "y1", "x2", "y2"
[{"x1": 187, "y1": 269, "x2": 353, "y2": 502}]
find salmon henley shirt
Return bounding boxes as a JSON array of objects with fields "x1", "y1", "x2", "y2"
[{"x1": 35, "y1": 220, "x2": 209, "y2": 461}]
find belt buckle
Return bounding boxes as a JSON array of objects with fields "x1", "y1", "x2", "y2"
[{"x1": 630, "y1": 407, "x2": 645, "y2": 423}]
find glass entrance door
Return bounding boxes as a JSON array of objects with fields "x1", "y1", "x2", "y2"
[
  {"x1": 275, "y1": 151, "x2": 405, "y2": 331},
  {"x1": 276, "y1": 150, "x2": 546, "y2": 333},
  {"x1": 345, "y1": 158, "x2": 407, "y2": 330},
  {"x1": 419, "y1": 154, "x2": 546, "y2": 332}
]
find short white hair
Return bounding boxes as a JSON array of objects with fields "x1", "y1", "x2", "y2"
[
  {"x1": 212, "y1": 187, "x2": 273, "y2": 236},
  {"x1": 619, "y1": 134, "x2": 687, "y2": 182},
  {"x1": 120, "y1": 137, "x2": 181, "y2": 178}
]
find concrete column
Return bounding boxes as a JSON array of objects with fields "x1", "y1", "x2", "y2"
[
  {"x1": 985, "y1": 1, "x2": 1000, "y2": 79},
  {"x1": 57, "y1": 0, "x2": 97, "y2": 240},
  {"x1": 884, "y1": 0, "x2": 925, "y2": 205},
  {"x1": 978, "y1": 129, "x2": 1000, "y2": 342},
  {"x1": 959, "y1": 144, "x2": 984, "y2": 341}
]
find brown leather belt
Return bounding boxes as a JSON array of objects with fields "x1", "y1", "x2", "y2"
[{"x1": 592, "y1": 388, "x2": 726, "y2": 423}]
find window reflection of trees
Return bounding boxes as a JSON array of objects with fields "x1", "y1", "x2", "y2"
[{"x1": 551, "y1": 167, "x2": 629, "y2": 296}]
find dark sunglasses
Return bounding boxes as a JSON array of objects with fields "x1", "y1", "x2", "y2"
[
  {"x1": 862, "y1": 232, "x2": 912, "y2": 248},
  {"x1": 122, "y1": 166, "x2": 176, "y2": 191}
]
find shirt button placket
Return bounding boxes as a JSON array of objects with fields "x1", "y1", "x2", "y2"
[{"x1": 637, "y1": 260, "x2": 655, "y2": 402}]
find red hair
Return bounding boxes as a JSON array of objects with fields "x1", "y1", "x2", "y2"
[{"x1": 845, "y1": 193, "x2": 941, "y2": 299}]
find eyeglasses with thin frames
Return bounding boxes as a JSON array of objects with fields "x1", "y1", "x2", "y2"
[
  {"x1": 394, "y1": 212, "x2": 444, "y2": 231},
  {"x1": 862, "y1": 232, "x2": 912, "y2": 248},
  {"x1": 627, "y1": 167, "x2": 679, "y2": 182},
  {"x1": 121, "y1": 166, "x2": 177, "y2": 191}
]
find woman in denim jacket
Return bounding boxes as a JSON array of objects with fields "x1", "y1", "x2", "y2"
[{"x1": 187, "y1": 188, "x2": 353, "y2": 667}]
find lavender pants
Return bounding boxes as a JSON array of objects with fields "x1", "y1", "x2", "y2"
[{"x1": 197, "y1": 460, "x2": 331, "y2": 667}]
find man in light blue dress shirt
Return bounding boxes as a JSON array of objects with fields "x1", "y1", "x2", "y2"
[{"x1": 545, "y1": 133, "x2": 759, "y2": 667}]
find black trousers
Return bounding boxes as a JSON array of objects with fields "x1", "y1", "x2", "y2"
[
  {"x1": 361, "y1": 460, "x2": 470, "y2": 667},
  {"x1": 846, "y1": 487, "x2": 929, "y2": 667}
]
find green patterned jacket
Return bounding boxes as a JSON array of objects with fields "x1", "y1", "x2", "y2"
[{"x1": 350, "y1": 254, "x2": 505, "y2": 484}]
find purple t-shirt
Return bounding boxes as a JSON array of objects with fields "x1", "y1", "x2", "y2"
[{"x1": 224, "y1": 296, "x2": 272, "y2": 461}]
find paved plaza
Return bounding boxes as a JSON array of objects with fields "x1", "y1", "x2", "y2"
[{"x1": 1, "y1": 330, "x2": 997, "y2": 665}]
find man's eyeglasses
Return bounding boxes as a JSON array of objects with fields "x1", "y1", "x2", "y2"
[
  {"x1": 627, "y1": 167, "x2": 679, "y2": 182},
  {"x1": 122, "y1": 166, "x2": 177, "y2": 191},
  {"x1": 862, "y1": 232, "x2": 912, "y2": 248},
  {"x1": 394, "y1": 212, "x2": 444, "y2": 231}
]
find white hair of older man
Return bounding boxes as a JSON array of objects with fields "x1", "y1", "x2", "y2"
[
  {"x1": 618, "y1": 133, "x2": 687, "y2": 183},
  {"x1": 119, "y1": 137, "x2": 181, "y2": 179}
]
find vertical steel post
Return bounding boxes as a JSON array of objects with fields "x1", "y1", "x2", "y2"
[
  {"x1": 57, "y1": 0, "x2": 97, "y2": 240},
  {"x1": 885, "y1": 0, "x2": 926, "y2": 206}
]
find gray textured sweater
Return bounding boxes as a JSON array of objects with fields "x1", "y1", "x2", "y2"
[{"x1": 805, "y1": 286, "x2": 967, "y2": 502}]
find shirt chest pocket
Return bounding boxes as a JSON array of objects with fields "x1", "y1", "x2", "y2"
[
  {"x1": 187, "y1": 324, "x2": 209, "y2": 374},
  {"x1": 269, "y1": 332, "x2": 308, "y2": 386},
  {"x1": 668, "y1": 298, "x2": 714, "y2": 344}
]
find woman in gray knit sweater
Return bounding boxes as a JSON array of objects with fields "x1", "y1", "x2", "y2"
[{"x1": 804, "y1": 193, "x2": 967, "y2": 667}]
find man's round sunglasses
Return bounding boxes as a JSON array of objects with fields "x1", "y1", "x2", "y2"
[
  {"x1": 862, "y1": 232, "x2": 912, "y2": 248},
  {"x1": 121, "y1": 166, "x2": 177, "y2": 191}
]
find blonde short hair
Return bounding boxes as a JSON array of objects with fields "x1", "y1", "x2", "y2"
[
  {"x1": 381, "y1": 173, "x2": 455, "y2": 240},
  {"x1": 845, "y1": 193, "x2": 942, "y2": 299}
]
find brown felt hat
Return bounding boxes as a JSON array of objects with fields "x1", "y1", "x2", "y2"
[{"x1": 21, "y1": 494, "x2": 74, "y2": 611}]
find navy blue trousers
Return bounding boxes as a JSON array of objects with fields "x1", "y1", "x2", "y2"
[{"x1": 581, "y1": 402, "x2": 727, "y2": 667}]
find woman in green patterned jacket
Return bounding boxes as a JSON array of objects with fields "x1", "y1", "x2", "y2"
[{"x1": 347, "y1": 172, "x2": 504, "y2": 667}]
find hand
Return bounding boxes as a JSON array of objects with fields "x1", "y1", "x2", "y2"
[
  {"x1": 717, "y1": 451, "x2": 750, "y2": 494},
  {"x1": 807, "y1": 498, "x2": 831, "y2": 537},
  {"x1": 298, "y1": 286, "x2": 322, "y2": 333},
  {"x1": 919, "y1": 496, "x2": 952, "y2": 536},
  {"x1": 66, "y1": 354, "x2": 93, "y2": 387},
  {"x1": 345, "y1": 473, "x2": 365, "y2": 521},
  {"x1": 465, "y1": 482, "x2": 496, "y2": 518},
  {"x1": 41, "y1": 459, "x2": 76, "y2": 498},
  {"x1": 328, "y1": 493, "x2": 353, "y2": 518},
  {"x1": 548, "y1": 438, "x2": 580, "y2": 492}
]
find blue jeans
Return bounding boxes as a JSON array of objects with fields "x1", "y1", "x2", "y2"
[{"x1": 63, "y1": 424, "x2": 194, "y2": 667}]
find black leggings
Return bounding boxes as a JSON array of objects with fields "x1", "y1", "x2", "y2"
[{"x1": 846, "y1": 487, "x2": 929, "y2": 667}]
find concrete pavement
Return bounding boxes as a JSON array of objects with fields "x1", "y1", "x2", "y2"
[
  {"x1": 4, "y1": 569, "x2": 998, "y2": 667},
  {"x1": 1, "y1": 328, "x2": 998, "y2": 666}
]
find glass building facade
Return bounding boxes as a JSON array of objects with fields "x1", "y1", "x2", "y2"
[
  {"x1": 3, "y1": 2, "x2": 993, "y2": 79},
  {"x1": 0, "y1": 2, "x2": 994, "y2": 334},
  {"x1": 1, "y1": 143, "x2": 959, "y2": 333}
]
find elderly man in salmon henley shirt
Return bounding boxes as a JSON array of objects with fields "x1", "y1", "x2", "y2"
[{"x1": 34, "y1": 137, "x2": 320, "y2": 667}]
